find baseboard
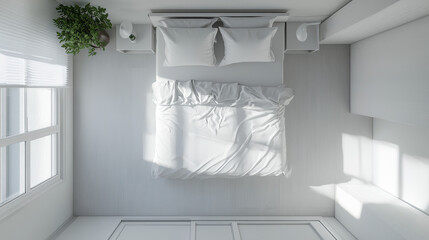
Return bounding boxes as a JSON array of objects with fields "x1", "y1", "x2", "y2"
[
  {"x1": 47, "y1": 216, "x2": 76, "y2": 240},
  {"x1": 323, "y1": 217, "x2": 357, "y2": 240}
]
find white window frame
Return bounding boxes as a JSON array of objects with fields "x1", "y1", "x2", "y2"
[{"x1": 0, "y1": 87, "x2": 65, "y2": 219}]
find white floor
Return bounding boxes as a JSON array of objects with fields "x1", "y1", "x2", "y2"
[
  {"x1": 73, "y1": 44, "x2": 372, "y2": 217},
  {"x1": 54, "y1": 216, "x2": 356, "y2": 240}
]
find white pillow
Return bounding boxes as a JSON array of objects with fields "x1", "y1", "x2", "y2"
[
  {"x1": 159, "y1": 18, "x2": 218, "y2": 28},
  {"x1": 219, "y1": 27, "x2": 277, "y2": 66},
  {"x1": 159, "y1": 27, "x2": 218, "y2": 67},
  {"x1": 220, "y1": 17, "x2": 276, "y2": 28}
]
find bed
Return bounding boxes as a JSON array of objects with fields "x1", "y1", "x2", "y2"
[{"x1": 152, "y1": 22, "x2": 294, "y2": 178}]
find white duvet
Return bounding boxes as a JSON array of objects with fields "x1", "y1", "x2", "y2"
[{"x1": 152, "y1": 79, "x2": 294, "y2": 178}]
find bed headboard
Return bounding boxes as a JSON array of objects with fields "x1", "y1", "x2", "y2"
[
  {"x1": 152, "y1": 11, "x2": 287, "y2": 86},
  {"x1": 148, "y1": 12, "x2": 289, "y2": 27}
]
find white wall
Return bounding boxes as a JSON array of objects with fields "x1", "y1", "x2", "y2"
[
  {"x1": 372, "y1": 119, "x2": 429, "y2": 215},
  {"x1": 337, "y1": 119, "x2": 429, "y2": 238},
  {"x1": 351, "y1": 15, "x2": 429, "y2": 128},
  {"x1": 336, "y1": 118, "x2": 429, "y2": 238},
  {"x1": 0, "y1": 1, "x2": 74, "y2": 239},
  {"x1": 73, "y1": 32, "x2": 372, "y2": 216},
  {"x1": 349, "y1": 15, "x2": 429, "y2": 215},
  {"x1": 0, "y1": 88, "x2": 73, "y2": 239}
]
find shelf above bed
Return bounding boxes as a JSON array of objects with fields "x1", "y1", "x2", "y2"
[{"x1": 148, "y1": 12, "x2": 289, "y2": 27}]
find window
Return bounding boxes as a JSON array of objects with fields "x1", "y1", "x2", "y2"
[
  {"x1": 0, "y1": 88, "x2": 61, "y2": 207},
  {"x1": 0, "y1": 0, "x2": 69, "y2": 217}
]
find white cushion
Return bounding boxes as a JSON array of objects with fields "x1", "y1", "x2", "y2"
[
  {"x1": 220, "y1": 17, "x2": 276, "y2": 28},
  {"x1": 160, "y1": 18, "x2": 218, "y2": 28},
  {"x1": 219, "y1": 27, "x2": 277, "y2": 66},
  {"x1": 159, "y1": 27, "x2": 218, "y2": 67}
]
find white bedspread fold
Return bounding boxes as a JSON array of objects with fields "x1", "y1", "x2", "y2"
[{"x1": 152, "y1": 79, "x2": 294, "y2": 178}]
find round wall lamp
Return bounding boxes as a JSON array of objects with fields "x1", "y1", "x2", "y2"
[
  {"x1": 119, "y1": 21, "x2": 137, "y2": 43},
  {"x1": 296, "y1": 23, "x2": 319, "y2": 42}
]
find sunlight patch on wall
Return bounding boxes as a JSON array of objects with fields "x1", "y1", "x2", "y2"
[
  {"x1": 373, "y1": 140, "x2": 400, "y2": 196},
  {"x1": 336, "y1": 186, "x2": 363, "y2": 219},
  {"x1": 145, "y1": 93, "x2": 156, "y2": 134},
  {"x1": 310, "y1": 185, "x2": 335, "y2": 200},
  {"x1": 342, "y1": 133, "x2": 373, "y2": 182},
  {"x1": 402, "y1": 154, "x2": 429, "y2": 213},
  {"x1": 142, "y1": 93, "x2": 156, "y2": 162},
  {"x1": 142, "y1": 134, "x2": 155, "y2": 161}
]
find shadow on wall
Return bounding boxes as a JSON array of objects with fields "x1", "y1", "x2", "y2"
[
  {"x1": 335, "y1": 185, "x2": 429, "y2": 240},
  {"x1": 336, "y1": 201, "x2": 407, "y2": 240}
]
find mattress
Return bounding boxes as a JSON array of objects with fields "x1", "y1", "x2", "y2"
[
  {"x1": 156, "y1": 22, "x2": 285, "y2": 86},
  {"x1": 152, "y1": 79, "x2": 294, "y2": 178}
]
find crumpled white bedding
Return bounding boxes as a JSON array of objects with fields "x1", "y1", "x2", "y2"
[{"x1": 152, "y1": 79, "x2": 294, "y2": 178}]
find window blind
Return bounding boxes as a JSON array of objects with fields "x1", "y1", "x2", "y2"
[{"x1": 0, "y1": 0, "x2": 71, "y2": 87}]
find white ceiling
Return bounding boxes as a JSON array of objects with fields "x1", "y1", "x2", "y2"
[
  {"x1": 62, "y1": 0, "x2": 350, "y2": 23},
  {"x1": 61, "y1": 0, "x2": 429, "y2": 44},
  {"x1": 321, "y1": 0, "x2": 429, "y2": 43}
]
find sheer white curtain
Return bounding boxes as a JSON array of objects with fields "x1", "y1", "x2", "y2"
[{"x1": 0, "y1": 0, "x2": 71, "y2": 87}]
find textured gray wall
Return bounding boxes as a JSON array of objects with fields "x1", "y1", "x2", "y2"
[
  {"x1": 351, "y1": 15, "x2": 429, "y2": 128},
  {"x1": 0, "y1": 0, "x2": 74, "y2": 239},
  {"x1": 73, "y1": 34, "x2": 372, "y2": 216}
]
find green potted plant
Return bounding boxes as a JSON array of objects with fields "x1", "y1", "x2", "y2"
[{"x1": 53, "y1": 3, "x2": 113, "y2": 56}]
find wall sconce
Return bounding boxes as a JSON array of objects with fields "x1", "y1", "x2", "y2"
[
  {"x1": 296, "y1": 23, "x2": 319, "y2": 42},
  {"x1": 119, "y1": 21, "x2": 136, "y2": 43}
]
